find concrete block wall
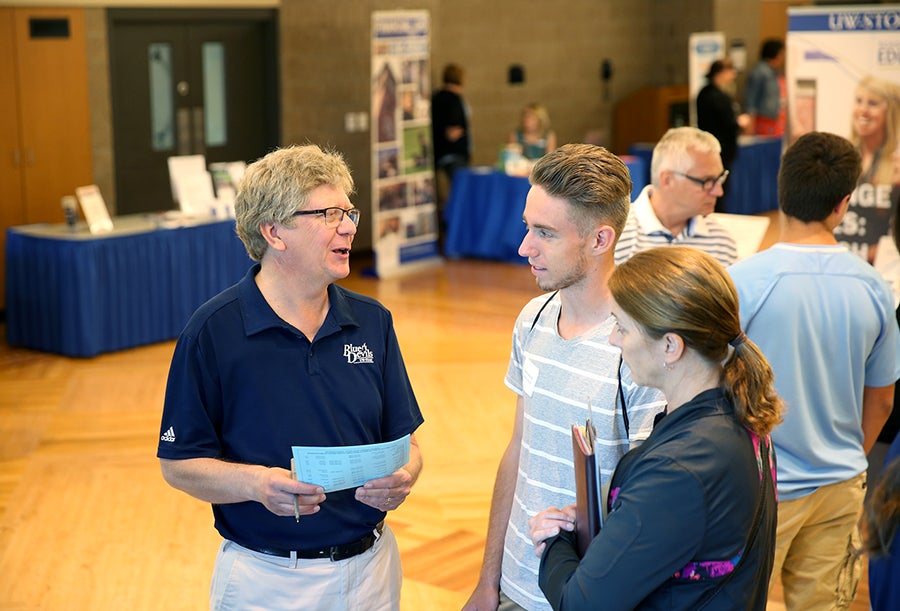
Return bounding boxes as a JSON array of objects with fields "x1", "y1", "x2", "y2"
[
  {"x1": 430, "y1": 0, "x2": 660, "y2": 165},
  {"x1": 81, "y1": 0, "x2": 761, "y2": 251}
]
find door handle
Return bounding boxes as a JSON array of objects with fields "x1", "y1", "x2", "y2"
[
  {"x1": 192, "y1": 106, "x2": 205, "y2": 156},
  {"x1": 177, "y1": 107, "x2": 191, "y2": 155}
]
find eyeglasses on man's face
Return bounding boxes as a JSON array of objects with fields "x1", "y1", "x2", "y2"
[
  {"x1": 292, "y1": 207, "x2": 361, "y2": 228},
  {"x1": 671, "y1": 169, "x2": 730, "y2": 192}
]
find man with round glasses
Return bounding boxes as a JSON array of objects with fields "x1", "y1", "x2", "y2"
[
  {"x1": 158, "y1": 144, "x2": 423, "y2": 610},
  {"x1": 614, "y1": 127, "x2": 738, "y2": 267}
]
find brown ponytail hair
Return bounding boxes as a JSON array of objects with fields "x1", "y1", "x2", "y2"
[{"x1": 609, "y1": 247, "x2": 783, "y2": 436}]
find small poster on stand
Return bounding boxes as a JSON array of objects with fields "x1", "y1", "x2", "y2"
[
  {"x1": 167, "y1": 155, "x2": 216, "y2": 217},
  {"x1": 75, "y1": 184, "x2": 114, "y2": 234}
]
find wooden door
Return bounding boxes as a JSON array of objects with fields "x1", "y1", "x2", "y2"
[
  {"x1": 13, "y1": 7, "x2": 93, "y2": 224},
  {"x1": 0, "y1": 7, "x2": 93, "y2": 310},
  {"x1": 0, "y1": 9, "x2": 22, "y2": 311}
]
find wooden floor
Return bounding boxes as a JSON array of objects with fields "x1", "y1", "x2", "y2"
[{"x1": 0, "y1": 241, "x2": 870, "y2": 610}]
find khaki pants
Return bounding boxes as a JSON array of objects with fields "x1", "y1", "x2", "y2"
[
  {"x1": 769, "y1": 473, "x2": 866, "y2": 611},
  {"x1": 210, "y1": 525, "x2": 401, "y2": 611},
  {"x1": 498, "y1": 590, "x2": 529, "y2": 611}
]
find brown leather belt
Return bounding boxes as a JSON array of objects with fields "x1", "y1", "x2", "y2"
[{"x1": 240, "y1": 521, "x2": 384, "y2": 562}]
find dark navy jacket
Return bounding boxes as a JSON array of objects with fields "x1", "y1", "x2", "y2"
[{"x1": 540, "y1": 388, "x2": 776, "y2": 610}]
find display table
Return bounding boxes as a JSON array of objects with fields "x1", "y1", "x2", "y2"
[
  {"x1": 726, "y1": 136, "x2": 782, "y2": 215},
  {"x1": 443, "y1": 168, "x2": 532, "y2": 263},
  {"x1": 628, "y1": 135, "x2": 782, "y2": 215},
  {"x1": 6, "y1": 215, "x2": 253, "y2": 357},
  {"x1": 444, "y1": 157, "x2": 647, "y2": 263}
]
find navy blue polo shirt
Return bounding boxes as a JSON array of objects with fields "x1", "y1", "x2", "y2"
[{"x1": 158, "y1": 264, "x2": 423, "y2": 550}]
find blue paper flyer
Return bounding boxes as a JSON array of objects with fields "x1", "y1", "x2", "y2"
[{"x1": 291, "y1": 434, "x2": 411, "y2": 492}]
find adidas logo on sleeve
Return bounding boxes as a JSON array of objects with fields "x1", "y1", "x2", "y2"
[{"x1": 160, "y1": 426, "x2": 176, "y2": 443}]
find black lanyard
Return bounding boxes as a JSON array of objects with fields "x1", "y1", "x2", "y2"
[{"x1": 529, "y1": 291, "x2": 629, "y2": 438}]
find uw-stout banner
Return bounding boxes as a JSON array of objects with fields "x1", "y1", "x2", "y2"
[
  {"x1": 787, "y1": 5, "x2": 900, "y2": 264},
  {"x1": 371, "y1": 10, "x2": 441, "y2": 278}
]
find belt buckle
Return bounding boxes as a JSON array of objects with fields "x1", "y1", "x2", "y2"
[{"x1": 328, "y1": 545, "x2": 340, "y2": 562}]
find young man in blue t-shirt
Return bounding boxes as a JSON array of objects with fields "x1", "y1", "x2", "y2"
[{"x1": 729, "y1": 131, "x2": 900, "y2": 610}]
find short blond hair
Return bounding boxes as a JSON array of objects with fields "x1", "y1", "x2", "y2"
[{"x1": 235, "y1": 145, "x2": 354, "y2": 261}]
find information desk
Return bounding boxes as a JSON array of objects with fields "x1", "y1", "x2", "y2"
[
  {"x1": 444, "y1": 157, "x2": 647, "y2": 263},
  {"x1": 628, "y1": 136, "x2": 782, "y2": 215},
  {"x1": 6, "y1": 215, "x2": 253, "y2": 358}
]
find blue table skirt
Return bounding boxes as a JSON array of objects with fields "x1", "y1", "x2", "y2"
[
  {"x1": 726, "y1": 136, "x2": 781, "y2": 215},
  {"x1": 444, "y1": 157, "x2": 647, "y2": 263},
  {"x1": 443, "y1": 169, "x2": 533, "y2": 264},
  {"x1": 6, "y1": 217, "x2": 253, "y2": 357}
]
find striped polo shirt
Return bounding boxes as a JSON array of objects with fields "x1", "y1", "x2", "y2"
[{"x1": 614, "y1": 185, "x2": 738, "y2": 267}]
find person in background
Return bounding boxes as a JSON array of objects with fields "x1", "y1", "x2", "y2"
[
  {"x1": 729, "y1": 131, "x2": 900, "y2": 611},
  {"x1": 696, "y1": 58, "x2": 750, "y2": 211},
  {"x1": 870, "y1": 193, "x2": 900, "y2": 508},
  {"x1": 157, "y1": 145, "x2": 424, "y2": 611},
  {"x1": 614, "y1": 127, "x2": 738, "y2": 267},
  {"x1": 862, "y1": 432, "x2": 900, "y2": 611},
  {"x1": 431, "y1": 63, "x2": 471, "y2": 200},
  {"x1": 462, "y1": 144, "x2": 666, "y2": 611},
  {"x1": 530, "y1": 246, "x2": 782, "y2": 610},
  {"x1": 744, "y1": 38, "x2": 786, "y2": 137},
  {"x1": 509, "y1": 103, "x2": 558, "y2": 160}
]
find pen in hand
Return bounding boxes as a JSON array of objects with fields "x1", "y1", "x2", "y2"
[{"x1": 290, "y1": 458, "x2": 301, "y2": 523}]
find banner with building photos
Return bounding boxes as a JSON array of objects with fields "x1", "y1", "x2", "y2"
[
  {"x1": 787, "y1": 5, "x2": 900, "y2": 264},
  {"x1": 371, "y1": 10, "x2": 440, "y2": 278}
]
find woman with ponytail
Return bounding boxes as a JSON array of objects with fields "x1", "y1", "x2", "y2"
[{"x1": 529, "y1": 246, "x2": 783, "y2": 610}]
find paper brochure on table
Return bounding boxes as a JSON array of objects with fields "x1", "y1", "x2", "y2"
[
  {"x1": 291, "y1": 434, "x2": 411, "y2": 492},
  {"x1": 167, "y1": 154, "x2": 217, "y2": 216},
  {"x1": 75, "y1": 184, "x2": 113, "y2": 234}
]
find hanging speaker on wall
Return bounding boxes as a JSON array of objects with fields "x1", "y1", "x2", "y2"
[{"x1": 508, "y1": 64, "x2": 525, "y2": 85}]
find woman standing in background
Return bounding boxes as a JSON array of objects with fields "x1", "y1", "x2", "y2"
[{"x1": 696, "y1": 58, "x2": 750, "y2": 212}]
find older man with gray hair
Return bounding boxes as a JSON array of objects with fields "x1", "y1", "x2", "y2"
[
  {"x1": 614, "y1": 127, "x2": 738, "y2": 267},
  {"x1": 158, "y1": 145, "x2": 423, "y2": 611}
]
